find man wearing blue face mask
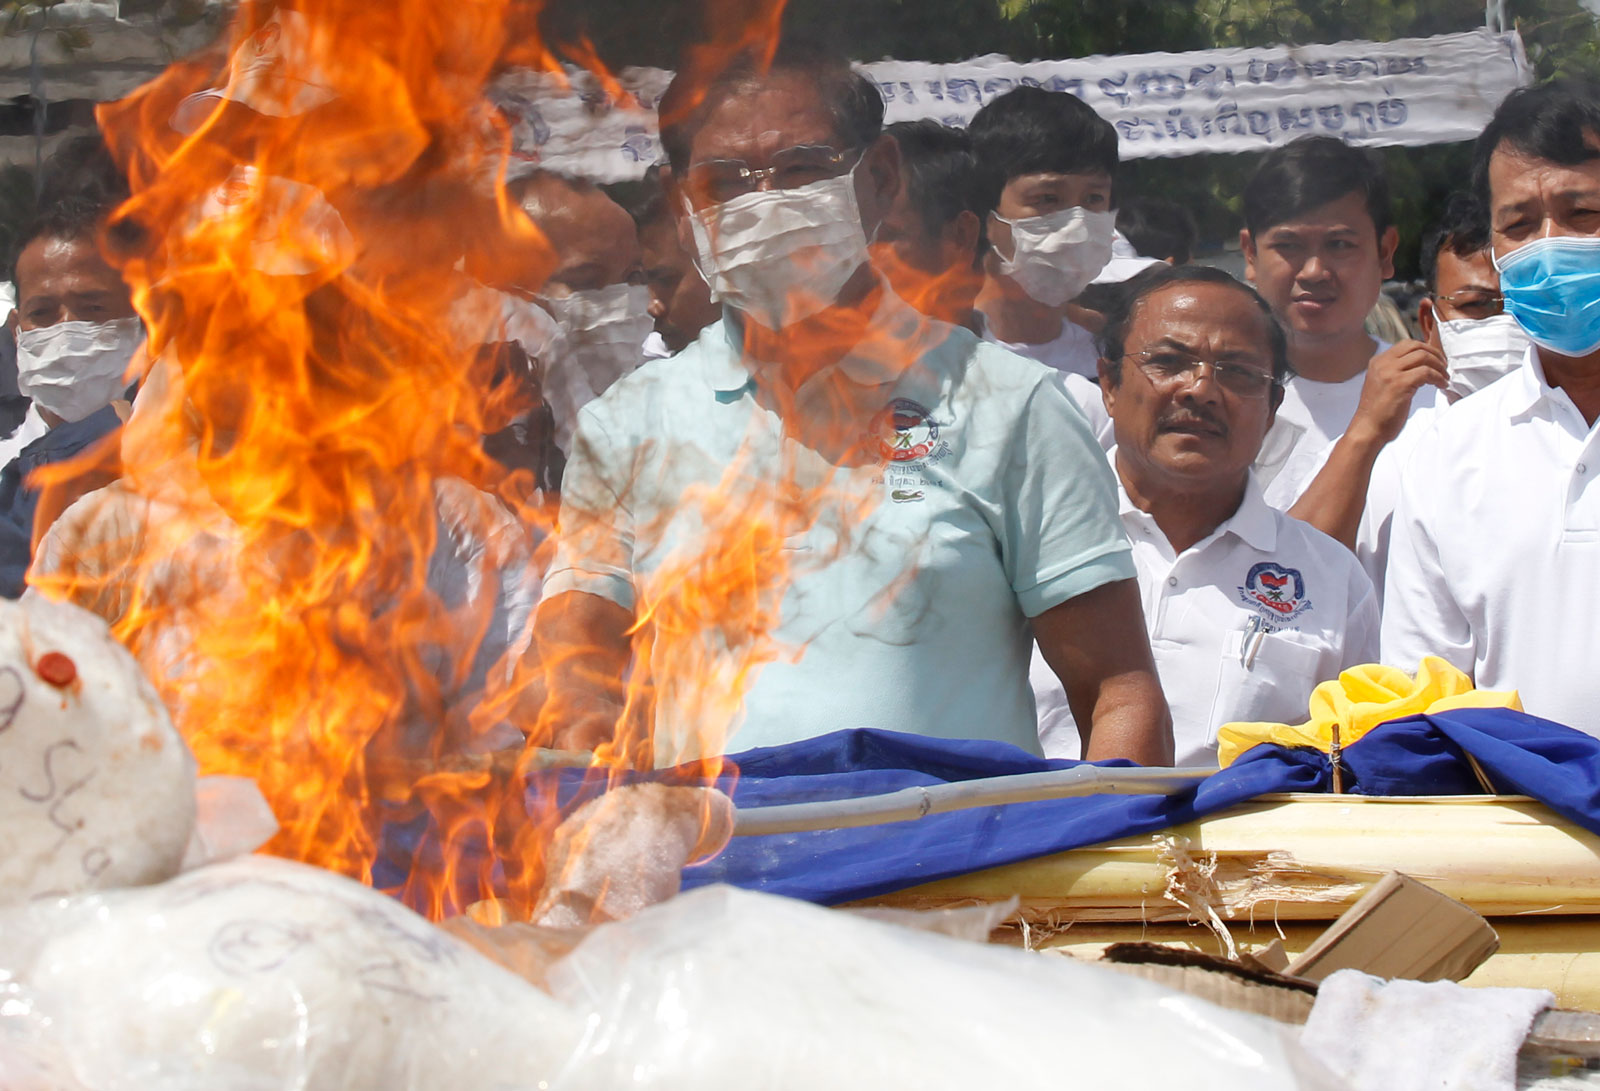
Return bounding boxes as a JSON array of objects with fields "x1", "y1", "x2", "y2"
[
  {"x1": 1382, "y1": 80, "x2": 1600, "y2": 734},
  {"x1": 532, "y1": 43, "x2": 1173, "y2": 767}
]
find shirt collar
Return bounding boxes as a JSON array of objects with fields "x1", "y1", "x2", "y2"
[
  {"x1": 1504, "y1": 344, "x2": 1550, "y2": 420},
  {"x1": 1111, "y1": 447, "x2": 1278, "y2": 555},
  {"x1": 707, "y1": 280, "x2": 935, "y2": 397}
]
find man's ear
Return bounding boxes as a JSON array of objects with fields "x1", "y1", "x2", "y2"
[
  {"x1": 856, "y1": 133, "x2": 902, "y2": 237},
  {"x1": 1240, "y1": 229, "x2": 1257, "y2": 282},
  {"x1": 1378, "y1": 224, "x2": 1400, "y2": 280},
  {"x1": 1097, "y1": 356, "x2": 1118, "y2": 416},
  {"x1": 1417, "y1": 295, "x2": 1440, "y2": 347}
]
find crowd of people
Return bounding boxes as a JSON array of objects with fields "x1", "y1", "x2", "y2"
[{"x1": 4, "y1": 40, "x2": 1598, "y2": 770}]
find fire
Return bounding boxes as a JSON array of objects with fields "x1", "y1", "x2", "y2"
[{"x1": 23, "y1": 0, "x2": 805, "y2": 921}]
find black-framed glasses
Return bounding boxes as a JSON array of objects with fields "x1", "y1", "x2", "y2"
[
  {"x1": 1432, "y1": 290, "x2": 1504, "y2": 320},
  {"x1": 683, "y1": 144, "x2": 861, "y2": 209},
  {"x1": 1124, "y1": 348, "x2": 1282, "y2": 398}
]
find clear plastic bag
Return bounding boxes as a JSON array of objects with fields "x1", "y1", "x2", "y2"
[
  {"x1": 544, "y1": 884, "x2": 1339, "y2": 1090},
  {"x1": 0, "y1": 595, "x2": 195, "y2": 905},
  {"x1": 0, "y1": 855, "x2": 580, "y2": 1091}
]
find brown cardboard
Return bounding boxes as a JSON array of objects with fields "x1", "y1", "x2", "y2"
[{"x1": 1285, "y1": 870, "x2": 1500, "y2": 984}]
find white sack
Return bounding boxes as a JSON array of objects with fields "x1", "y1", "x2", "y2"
[
  {"x1": 0, "y1": 854, "x2": 580, "y2": 1091},
  {"x1": 0, "y1": 594, "x2": 194, "y2": 903},
  {"x1": 545, "y1": 884, "x2": 1339, "y2": 1090}
]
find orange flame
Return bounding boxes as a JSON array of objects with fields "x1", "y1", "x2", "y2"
[{"x1": 24, "y1": 0, "x2": 851, "y2": 921}]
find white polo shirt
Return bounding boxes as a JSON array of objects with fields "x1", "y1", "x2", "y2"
[
  {"x1": 1382, "y1": 348, "x2": 1600, "y2": 733},
  {"x1": 546, "y1": 288, "x2": 1135, "y2": 763},
  {"x1": 1032, "y1": 462, "x2": 1379, "y2": 764}
]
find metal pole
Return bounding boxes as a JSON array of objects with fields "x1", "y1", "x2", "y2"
[{"x1": 732, "y1": 764, "x2": 1217, "y2": 837}]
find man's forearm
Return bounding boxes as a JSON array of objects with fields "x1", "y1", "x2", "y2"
[
  {"x1": 1285, "y1": 426, "x2": 1385, "y2": 549},
  {"x1": 530, "y1": 591, "x2": 635, "y2": 752},
  {"x1": 1082, "y1": 671, "x2": 1174, "y2": 766}
]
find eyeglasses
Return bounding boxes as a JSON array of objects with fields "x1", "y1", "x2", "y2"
[
  {"x1": 1432, "y1": 290, "x2": 1504, "y2": 320},
  {"x1": 683, "y1": 144, "x2": 861, "y2": 209},
  {"x1": 1124, "y1": 348, "x2": 1282, "y2": 398}
]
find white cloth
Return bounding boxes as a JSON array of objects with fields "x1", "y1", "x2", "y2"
[
  {"x1": 985, "y1": 317, "x2": 1100, "y2": 381},
  {"x1": 1089, "y1": 230, "x2": 1166, "y2": 285},
  {"x1": 1032, "y1": 463, "x2": 1378, "y2": 763},
  {"x1": 1382, "y1": 347, "x2": 1600, "y2": 732},
  {"x1": 1299, "y1": 969, "x2": 1550, "y2": 1091},
  {"x1": 0, "y1": 405, "x2": 47, "y2": 473},
  {"x1": 545, "y1": 289, "x2": 1134, "y2": 762},
  {"x1": 642, "y1": 330, "x2": 672, "y2": 360}
]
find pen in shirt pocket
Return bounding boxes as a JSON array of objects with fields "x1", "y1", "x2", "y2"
[{"x1": 1241, "y1": 615, "x2": 1267, "y2": 669}]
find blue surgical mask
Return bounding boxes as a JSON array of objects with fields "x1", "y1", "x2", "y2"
[{"x1": 1493, "y1": 235, "x2": 1600, "y2": 358}]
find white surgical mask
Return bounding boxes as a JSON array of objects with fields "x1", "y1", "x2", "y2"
[
  {"x1": 540, "y1": 282, "x2": 653, "y2": 394},
  {"x1": 993, "y1": 207, "x2": 1117, "y2": 307},
  {"x1": 1436, "y1": 313, "x2": 1531, "y2": 400},
  {"x1": 686, "y1": 169, "x2": 871, "y2": 330},
  {"x1": 16, "y1": 317, "x2": 143, "y2": 423}
]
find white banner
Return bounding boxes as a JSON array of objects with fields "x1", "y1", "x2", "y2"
[{"x1": 492, "y1": 29, "x2": 1528, "y2": 182}]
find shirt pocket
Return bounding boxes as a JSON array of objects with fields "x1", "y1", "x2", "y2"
[{"x1": 1207, "y1": 628, "x2": 1329, "y2": 747}]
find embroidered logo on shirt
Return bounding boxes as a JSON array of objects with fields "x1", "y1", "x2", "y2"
[
  {"x1": 1237, "y1": 562, "x2": 1312, "y2": 625},
  {"x1": 890, "y1": 489, "x2": 925, "y2": 503},
  {"x1": 873, "y1": 398, "x2": 945, "y2": 463}
]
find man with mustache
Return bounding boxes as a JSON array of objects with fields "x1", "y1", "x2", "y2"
[{"x1": 1030, "y1": 266, "x2": 1378, "y2": 763}]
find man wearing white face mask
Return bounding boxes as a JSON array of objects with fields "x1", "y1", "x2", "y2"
[
  {"x1": 968, "y1": 87, "x2": 1119, "y2": 444},
  {"x1": 1383, "y1": 80, "x2": 1600, "y2": 734},
  {"x1": 1417, "y1": 194, "x2": 1531, "y2": 403},
  {"x1": 533, "y1": 44, "x2": 1173, "y2": 767},
  {"x1": 510, "y1": 171, "x2": 652, "y2": 457},
  {"x1": 0, "y1": 137, "x2": 144, "y2": 597}
]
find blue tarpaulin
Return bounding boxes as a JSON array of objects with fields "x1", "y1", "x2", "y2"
[
  {"x1": 680, "y1": 707, "x2": 1600, "y2": 904},
  {"x1": 377, "y1": 707, "x2": 1600, "y2": 912}
]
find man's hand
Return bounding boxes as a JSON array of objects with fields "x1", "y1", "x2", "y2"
[
  {"x1": 529, "y1": 591, "x2": 636, "y2": 754},
  {"x1": 1348, "y1": 340, "x2": 1449, "y2": 448},
  {"x1": 1033, "y1": 578, "x2": 1174, "y2": 766}
]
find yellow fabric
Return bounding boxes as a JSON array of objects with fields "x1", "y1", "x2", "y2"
[{"x1": 1215, "y1": 657, "x2": 1523, "y2": 768}]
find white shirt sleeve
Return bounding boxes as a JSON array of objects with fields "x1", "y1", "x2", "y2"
[{"x1": 1380, "y1": 438, "x2": 1476, "y2": 677}]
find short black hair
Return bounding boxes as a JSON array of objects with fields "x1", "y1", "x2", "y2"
[
  {"x1": 658, "y1": 41, "x2": 884, "y2": 174},
  {"x1": 8, "y1": 132, "x2": 132, "y2": 289},
  {"x1": 1419, "y1": 192, "x2": 1490, "y2": 294},
  {"x1": 885, "y1": 120, "x2": 986, "y2": 255},
  {"x1": 1098, "y1": 264, "x2": 1290, "y2": 392},
  {"x1": 1472, "y1": 78, "x2": 1600, "y2": 212},
  {"x1": 1242, "y1": 135, "x2": 1391, "y2": 239},
  {"x1": 610, "y1": 165, "x2": 670, "y2": 231},
  {"x1": 967, "y1": 87, "x2": 1118, "y2": 215},
  {"x1": 1116, "y1": 197, "x2": 1197, "y2": 265}
]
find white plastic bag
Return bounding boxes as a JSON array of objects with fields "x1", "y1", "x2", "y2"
[
  {"x1": 546, "y1": 884, "x2": 1338, "y2": 1090},
  {"x1": 0, "y1": 595, "x2": 194, "y2": 903},
  {"x1": 0, "y1": 855, "x2": 580, "y2": 1091}
]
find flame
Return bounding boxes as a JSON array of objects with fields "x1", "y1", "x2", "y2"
[{"x1": 24, "y1": 0, "x2": 861, "y2": 922}]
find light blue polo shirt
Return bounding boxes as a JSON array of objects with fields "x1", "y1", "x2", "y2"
[{"x1": 543, "y1": 289, "x2": 1133, "y2": 762}]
